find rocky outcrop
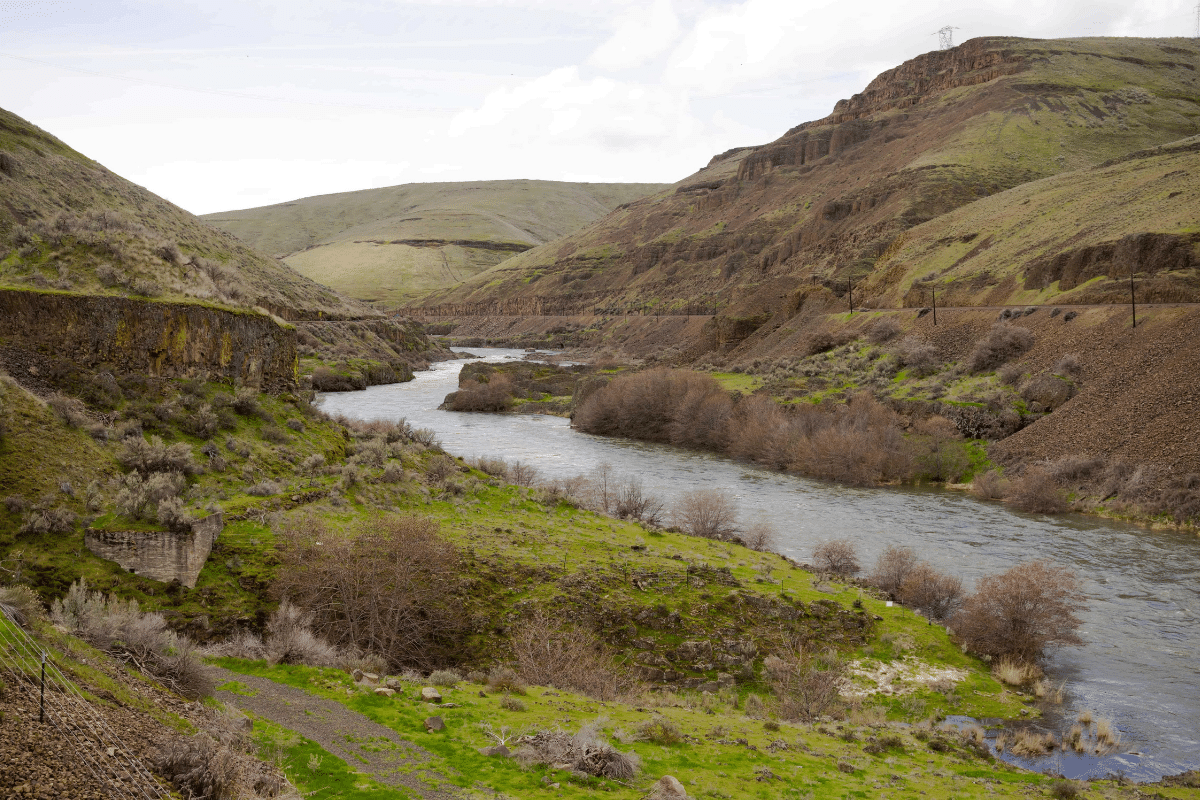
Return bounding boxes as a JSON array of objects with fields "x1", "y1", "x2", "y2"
[
  {"x1": 1023, "y1": 232, "x2": 1197, "y2": 291},
  {"x1": 84, "y1": 513, "x2": 223, "y2": 588},
  {"x1": 0, "y1": 289, "x2": 297, "y2": 391}
]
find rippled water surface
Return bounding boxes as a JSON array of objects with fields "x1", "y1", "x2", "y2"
[{"x1": 319, "y1": 349, "x2": 1200, "y2": 782}]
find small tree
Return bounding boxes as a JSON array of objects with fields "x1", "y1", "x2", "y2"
[
  {"x1": 764, "y1": 642, "x2": 847, "y2": 722},
  {"x1": 672, "y1": 489, "x2": 739, "y2": 540},
  {"x1": 952, "y1": 560, "x2": 1085, "y2": 663},
  {"x1": 812, "y1": 539, "x2": 860, "y2": 576},
  {"x1": 1007, "y1": 466, "x2": 1068, "y2": 514},
  {"x1": 898, "y1": 563, "x2": 963, "y2": 621},
  {"x1": 868, "y1": 544, "x2": 918, "y2": 597}
]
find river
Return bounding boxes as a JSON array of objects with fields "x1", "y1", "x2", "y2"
[{"x1": 317, "y1": 348, "x2": 1200, "y2": 782}]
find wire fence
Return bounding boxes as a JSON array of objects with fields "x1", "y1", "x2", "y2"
[{"x1": 0, "y1": 608, "x2": 169, "y2": 799}]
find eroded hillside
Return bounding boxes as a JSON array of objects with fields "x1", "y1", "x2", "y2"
[{"x1": 418, "y1": 37, "x2": 1200, "y2": 316}]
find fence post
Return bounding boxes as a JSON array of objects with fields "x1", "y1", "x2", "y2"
[{"x1": 39, "y1": 650, "x2": 46, "y2": 723}]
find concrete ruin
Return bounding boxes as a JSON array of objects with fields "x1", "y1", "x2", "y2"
[{"x1": 84, "y1": 513, "x2": 223, "y2": 589}]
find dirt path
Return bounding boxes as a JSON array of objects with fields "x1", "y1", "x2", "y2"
[{"x1": 209, "y1": 666, "x2": 458, "y2": 799}]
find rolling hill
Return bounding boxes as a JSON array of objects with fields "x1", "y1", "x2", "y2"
[
  {"x1": 202, "y1": 180, "x2": 668, "y2": 307},
  {"x1": 415, "y1": 36, "x2": 1200, "y2": 317},
  {"x1": 0, "y1": 106, "x2": 363, "y2": 320}
]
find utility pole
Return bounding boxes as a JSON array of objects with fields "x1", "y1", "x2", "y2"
[
  {"x1": 848, "y1": 279, "x2": 853, "y2": 315},
  {"x1": 934, "y1": 25, "x2": 958, "y2": 50},
  {"x1": 932, "y1": 287, "x2": 938, "y2": 326}
]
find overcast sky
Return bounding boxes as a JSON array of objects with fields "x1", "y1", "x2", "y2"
[{"x1": 1, "y1": 0, "x2": 1194, "y2": 214}]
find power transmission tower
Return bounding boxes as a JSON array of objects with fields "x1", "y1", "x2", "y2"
[{"x1": 934, "y1": 25, "x2": 958, "y2": 50}]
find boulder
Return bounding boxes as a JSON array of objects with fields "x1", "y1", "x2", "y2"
[
  {"x1": 717, "y1": 672, "x2": 736, "y2": 689},
  {"x1": 649, "y1": 775, "x2": 688, "y2": 798},
  {"x1": 352, "y1": 669, "x2": 364, "y2": 682},
  {"x1": 373, "y1": 687, "x2": 395, "y2": 697},
  {"x1": 385, "y1": 677, "x2": 403, "y2": 690},
  {"x1": 479, "y1": 744, "x2": 510, "y2": 757},
  {"x1": 424, "y1": 716, "x2": 445, "y2": 732},
  {"x1": 420, "y1": 687, "x2": 443, "y2": 703},
  {"x1": 363, "y1": 672, "x2": 379, "y2": 683}
]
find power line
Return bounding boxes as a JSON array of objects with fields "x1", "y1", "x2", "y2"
[{"x1": 933, "y1": 25, "x2": 959, "y2": 50}]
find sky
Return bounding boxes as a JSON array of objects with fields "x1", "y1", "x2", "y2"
[{"x1": 1, "y1": 0, "x2": 1195, "y2": 215}]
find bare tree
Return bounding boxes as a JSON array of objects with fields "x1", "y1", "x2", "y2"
[
  {"x1": 274, "y1": 513, "x2": 462, "y2": 670},
  {"x1": 509, "y1": 612, "x2": 633, "y2": 701},
  {"x1": 613, "y1": 478, "x2": 665, "y2": 526},
  {"x1": 507, "y1": 460, "x2": 540, "y2": 487},
  {"x1": 812, "y1": 539, "x2": 860, "y2": 576},
  {"x1": 868, "y1": 544, "x2": 918, "y2": 597},
  {"x1": 763, "y1": 641, "x2": 847, "y2": 722},
  {"x1": 952, "y1": 560, "x2": 1085, "y2": 663},
  {"x1": 898, "y1": 563, "x2": 963, "y2": 621},
  {"x1": 672, "y1": 489, "x2": 739, "y2": 540},
  {"x1": 1006, "y1": 466, "x2": 1068, "y2": 514},
  {"x1": 742, "y1": 519, "x2": 778, "y2": 552}
]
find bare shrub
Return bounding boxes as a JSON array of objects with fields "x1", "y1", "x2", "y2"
[
  {"x1": 447, "y1": 375, "x2": 515, "y2": 412},
  {"x1": 868, "y1": 544, "x2": 918, "y2": 597},
  {"x1": 507, "y1": 460, "x2": 540, "y2": 487},
  {"x1": 115, "y1": 471, "x2": 186, "y2": 520},
  {"x1": 812, "y1": 538, "x2": 860, "y2": 576},
  {"x1": 119, "y1": 435, "x2": 198, "y2": 476},
  {"x1": 51, "y1": 580, "x2": 213, "y2": 698},
  {"x1": 915, "y1": 415, "x2": 967, "y2": 482},
  {"x1": 424, "y1": 454, "x2": 458, "y2": 484},
  {"x1": 1021, "y1": 374, "x2": 1073, "y2": 410},
  {"x1": 966, "y1": 324, "x2": 1034, "y2": 373},
  {"x1": 429, "y1": 669, "x2": 461, "y2": 686},
  {"x1": 673, "y1": 489, "x2": 739, "y2": 540},
  {"x1": 0, "y1": 584, "x2": 45, "y2": 628},
  {"x1": 499, "y1": 694, "x2": 525, "y2": 711},
  {"x1": 633, "y1": 716, "x2": 683, "y2": 745},
  {"x1": 231, "y1": 388, "x2": 262, "y2": 417},
  {"x1": 19, "y1": 505, "x2": 77, "y2": 534},
  {"x1": 156, "y1": 708, "x2": 286, "y2": 800},
  {"x1": 894, "y1": 336, "x2": 941, "y2": 375},
  {"x1": 245, "y1": 480, "x2": 281, "y2": 497},
  {"x1": 515, "y1": 726, "x2": 640, "y2": 781},
  {"x1": 613, "y1": 478, "x2": 665, "y2": 526},
  {"x1": 997, "y1": 363, "x2": 1023, "y2": 386},
  {"x1": 411, "y1": 427, "x2": 441, "y2": 448},
  {"x1": 952, "y1": 560, "x2": 1085, "y2": 662},
  {"x1": 764, "y1": 644, "x2": 847, "y2": 722},
  {"x1": 1007, "y1": 466, "x2": 1068, "y2": 514},
  {"x1": 742, "y1": 519, "x2": 777, "y2": 552},
  {"x1": 1053, "y1": 354, "x2": 1082, "y2": 379},
  {"x1": 157, "y1": 496, "x2": 195, "y2": 532},
  {"x1": 471, "y1": 456, "x2": 508, "y2": 477},
  {"x1": 486, "y1": 666, "x2": 526, "y2": 695},
  {"x1": 970, "y1": 469, "x2": 1007, "y2": 500},
  {"x1": 510, "y1": 612, "x2": 632, "y2": 700},
  {"x1": 264, "y1": 599, "x2": 338, "y2": 667},
  {"x1": 1048, "y1": 455, "x2": 1103, "y2": 484},
  {"x1": 47, "y1": 393, "x2": 89, "y2": 427},
  {"x1": 787, "y1": 393, "x2": 912, "y2": 485},
  {"x1": 867, "y1": 317, "x2": 901, "y2": 343},
  {"x1": 274, "y1": 514, "x2": 461, "y2": 670},
  {"x1": 897, "y1": 563, "x2": 963, "y2": 621},
  {"x1": 573, "y1": 368, "x2": 731, "y2": 448}
]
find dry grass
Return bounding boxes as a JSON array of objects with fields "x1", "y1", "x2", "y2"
[
  {"x1": 993, "y1": 657, "x2": 1041, "y2": 687},
  {"x1": 1009, "y1": 728, "x2": 1056, "y2": 757}
]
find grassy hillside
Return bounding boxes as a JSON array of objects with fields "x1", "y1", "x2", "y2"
[
  {"x1": 202, "y1": 180, "x2": 669, "y2": 306},
  {"x1": 0, "y1": 106, "x2": 368, "y2": 320},
  {"x1": 416, "y1": 37, "x2": 1200, "y2": 316}
]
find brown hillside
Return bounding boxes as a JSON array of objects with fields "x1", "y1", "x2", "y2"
[{"x1": 417, "y1": 37, "x2": 1200, "y2": 317}]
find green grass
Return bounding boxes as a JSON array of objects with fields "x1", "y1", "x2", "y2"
[{"x1": 249, "y1": 715, "x2": 405, "y2": 800}]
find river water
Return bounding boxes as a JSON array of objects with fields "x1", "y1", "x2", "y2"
[{"x1": 318, "y1": 348, "x2": 1200, "y2": 782}]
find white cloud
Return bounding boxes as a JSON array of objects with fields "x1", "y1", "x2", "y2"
[{"x1": 587, "y1": 0, "x2": 683, "y2": 70}]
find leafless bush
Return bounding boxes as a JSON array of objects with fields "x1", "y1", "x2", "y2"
[
  {"x1": 894, "y1": 336, "x2": 941, "y2": 375},
  {"x1": 898, "y1": 563, "x2": 963, "y2": 620},
  {"x1": 52, "y1": 580, "x2": 213, "y2": 698},
  {"x1": 115, "y1": 471, "x2": 186, "y2": 520},
  {"x1": 1007, "y1": 466, "x2": 1068, "y2": 513},
  {"x1": 812, "y1": 538, "x2": 860, "y2": 576},
  {"x1": 1021, "y1": 374, "x2": 1073, "y2": 411},
  {"x1": 119, "y1": 435, "x2": 198, "y2": 476},
  {"x1": 486, "y1": 665, "x2": 527, "y2": 695},
  {"x1": 515, "y1": 725, "x2": 641, "y2": 781},
  {"x1": 997, "y1": 363, "x2": 1023, "y2": 386},
  {"x1": 429, "y1": 669, "x2": 461, "y2": 686},
  {"x1": 411, "y1": 427, "x2": 441, "y2": 448},
  {"x1": 47, "y1": 393, "x2": 89, "y2": 427},
  {"x1": 0, "y1": 584, "x2": 45, "y2": 628},
  {"x1": 673, "y1": 489, "x2": 739, "y2": 540},
  {"x1": 19, "y1": 505, "x2": 78, "y2": 535},
  {"x1": 868, "y1": 544, "x2": 918, "y2": 597},
  {"x1": 157, "y1": 497, "x2": 195, "y2": 532},
  {"x1": 1053, "y1": 354, "x2": 1082, "y2": 379},
  {"x1": 573, "y1": 368, "x2": 731, "y2": 448},
  {"x1": 510, "y1": 612, "x2": 633, "y2": 700},
  {"x1": 424, "y1": 454, "x2": 458, "y2": 484},
  {"x1": 471, "y1": 456, "x2": 508, "y2": 477},
  {"x1": 915, "y1": 415, "x2": 967, "y2": 482},
  {"x1": 867, "y1": 317, "x2": 901, "y2": 343},
  {"x1": 966, "y1": 324, "x2": 1034, "y2": 373},
  {"x1": 507, "y1": 460, "x2": 540, "y2": 487},
  {"x1": 1048, "y1": 455, "x2": 1103, "y2": 484},
  {"x1": 157, "y1": 708, "x2": 287, "y2": 799},
  {"x1": 763, "y1": 643, "x2": 847, "y2": 722},
  {"x1": 447, "y1": 375, "x2": 515, "y2": 412},
  {"x1": 970, "y1": 470, "x2": 1007, "y2": 500},
  {"x1": 804, "y1": 327, "x2": 856, "y2": 355},
  {"x1": 613, "y1": 478, "x2": 665, "y2": 525},
  {"x1": 952, "y1": 560, "x2": 1085, "y2": 662},
  {"x1": 274, "y1": 514, "x2": 461, "y2": 670},
  {"x1": 231, "y1": 388, "x2": 262, "y2": 417},
  {"x1": 786, "y1": 393, "x2": 913, "y2": 485},
  {"x1": 264, "y1": 598, "x2": 339, "y2": 667},
  {"x1": 742, "y1": 519, "x2": 777, "y2": 552}
]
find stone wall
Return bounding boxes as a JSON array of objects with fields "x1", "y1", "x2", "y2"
[
  {"x1": 0, "y1": 289, "x2": 297, "y2": 391},
  {"x1": 84, "y1": 513, "x2": 223, "y2": 588}
]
